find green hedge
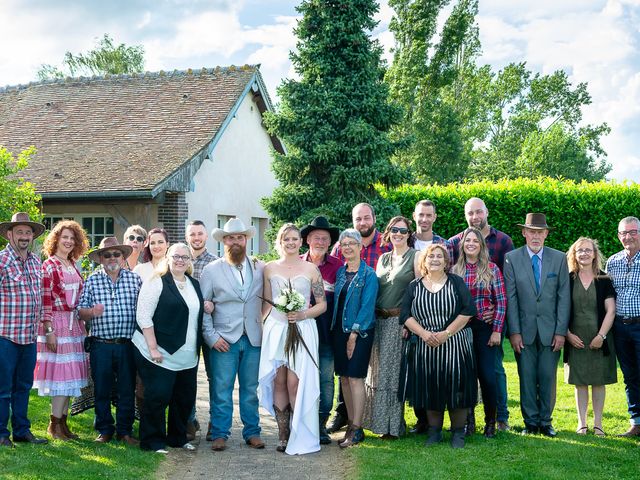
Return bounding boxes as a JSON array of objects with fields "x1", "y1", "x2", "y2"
[{"x1": 380, "y1": 177, "x2": 640, "y2": 258}]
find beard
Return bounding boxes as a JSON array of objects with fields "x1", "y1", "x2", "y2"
[
  {"x1": 105, "y1": 263, "x2": 121, "y2": 273},
  {"x1": 225, "y1": 244, "x2": 246, "y2": 265},
  {"x1": 357, "y1": 225, "x2": 375, "y2": 238}
]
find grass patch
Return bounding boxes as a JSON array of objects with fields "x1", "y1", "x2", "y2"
[
  {"x1": 354, "y1": 344, "x2": 637, "y2": 480},
  {"x1": 0, "y1": 391, "x2": 161, "y2": 480}
]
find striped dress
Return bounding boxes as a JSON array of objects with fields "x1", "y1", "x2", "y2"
[{"x1": 404, "y1": 279, "x2": 477, "y2": 411}]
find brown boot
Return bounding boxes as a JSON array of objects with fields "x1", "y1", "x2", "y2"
[
  {"x1": 340, "y1": 421, "x2": 353, "y2": 443},
  {"x1": 274, "y1": 404, "x2": 291, "y2": 452},
  {"x1": 47, "y1": 415, "x2": 70, "y2": 441},
  {"x1": 61, "y1": 414, "x2": 79, "y2": 440}
]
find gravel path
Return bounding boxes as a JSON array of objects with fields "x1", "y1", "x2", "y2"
[{"x1": 157, "y1": 361, "x2": 353, "y2": 480}]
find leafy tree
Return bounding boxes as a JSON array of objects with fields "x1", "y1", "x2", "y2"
[
  {"x1": 0, "y1": 146, "x2": 42, "y2": 246},
  {"x1": 262, "y1": 0, "x2": 406, "y2": 229},
  {"x1": 37, "y1": 34, "x2": 145, "y2": 80}
]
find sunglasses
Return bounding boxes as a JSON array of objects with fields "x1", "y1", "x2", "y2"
[
  {"x1": 171, "y1": 254, "x2": 192, "y2": 262},
  {"x1": 127, "y1": 235, "x2": 145, "y2": 242},
  {"x1": 101, "y1": 251, "x2": 123, "y2": 259},
  {"x1": 390, "y1": 227, "x2": 409, "y2": 234}
]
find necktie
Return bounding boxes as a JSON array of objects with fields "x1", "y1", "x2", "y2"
[{"x1": 532, "y1": 254, "x2": 541, "y2": 293}]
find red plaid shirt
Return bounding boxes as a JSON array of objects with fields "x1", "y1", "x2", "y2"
[
  {"x1": 461, "y1": 262, "x2": 507, "y2": 333},
  {"x1": 41, "y1": 256, "x2": 84, "y2": 324},
  {"x1": 0, "y1": 244, "x2": 43, "y2": 344},
  {"x1": 331, "y1": 230, "x2": 391, "y2": 269}
]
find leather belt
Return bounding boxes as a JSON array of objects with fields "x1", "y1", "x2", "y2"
[
  {"x1": 617, "y1": 315, "x2": 640, "y2": 325},
  {"x1": 376, "y1": 308, "x2": 401, "y2": 318},
  {"x1": 93, "y1": 337, "x2": 130, "y2": 344}
]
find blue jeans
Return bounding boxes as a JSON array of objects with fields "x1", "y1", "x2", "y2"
[
  {"x1": 495, "y1": 339, "x2": 509, "y2": 423},
  {"x1": 319, "y1": 341, "x2": 335, "y2": 417},
  {"x1": 188, "y1": 344, "x2": 211, "y2": 424},
  {"x1": 613, "y1": 318, "x2": 640, "y2": 425},
  {"x1": 209, "y1": 335, "x2": 260, "y2": 440},
  {"x1": 0, "y1": 338, "x2": 36, "y2": 438},
  {"x1": 90, "y1": 341, "x2": 136, "y2": 436}
]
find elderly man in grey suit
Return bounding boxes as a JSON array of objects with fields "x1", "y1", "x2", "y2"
[
  {"x1": 504, "y1": 213, "x2": 570, "y2": 437},
  {"x1": 201, "y1": 218, "x2": 265, "y2": 451}
]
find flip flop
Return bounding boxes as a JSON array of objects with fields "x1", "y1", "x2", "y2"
[
  {"x1": 593, "y1": 426, "x2": 606, "y2": 437},
  {"x1": 576, "y1": 426, "x2": 588, "y2": 435}
]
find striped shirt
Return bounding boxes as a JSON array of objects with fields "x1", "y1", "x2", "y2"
[
  {"x1": 0, "y1": 245, "x2": 42, "y2": 344},
  {"x1": 606, "y1": 249, "x2": 640, "y2": 316},
  {"x1": 78, "y1": 268, "x2": 142, "y2": 339}
]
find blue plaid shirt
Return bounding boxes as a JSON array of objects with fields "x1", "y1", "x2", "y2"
[
  {"x1": 78, "y1": 268, "x2": 142, "y2": 339},
  {"x1": 606, "y1": 250, "x2": 640, "y2": 317}
]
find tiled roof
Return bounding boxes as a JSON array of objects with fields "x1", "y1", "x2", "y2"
[{"x1": 0, "y1": 66, "x2": 262, "y2": 195}]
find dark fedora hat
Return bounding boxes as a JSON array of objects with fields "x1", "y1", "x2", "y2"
[
  {"x1": 0, "y1": 212, "x2": 45, "y2": 240},
  {"x1": 88, "y1": 236, "x2": 133, "y2": 263},
  {"x1": 517, "y1": 213, "x2": 553, "y2": 230},
  {"x1": 300, "y1": 216, "x2": 340, "y2": 246}
]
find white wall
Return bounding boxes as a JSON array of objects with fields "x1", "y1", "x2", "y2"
[{"x1": 186, "y1": 91, "x2": 279, "y2": 254}]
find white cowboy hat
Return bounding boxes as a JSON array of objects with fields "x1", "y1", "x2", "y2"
[{"x1": 211, "y1": 218, "x2": 256, "y2": 243}]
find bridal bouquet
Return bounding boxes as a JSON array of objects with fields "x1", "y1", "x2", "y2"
[{"x1": 262, "y1": 279, "x2": 318, "y2": 369}]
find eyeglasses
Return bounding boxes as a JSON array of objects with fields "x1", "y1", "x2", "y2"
[
  {"x1": 618, "y1": 230, "x2": 639, "y2": 237},
  {"x1": 390, "y1": 227, "x2": 409, "y2": 234},
  {"x1": 340, "y1": 241, "x2": 359, "y2": 248},
  {"x1": 171, "y1": 255, "x2": 192, "y2": 262},
  {"x1": 101, "y1": 251, "x2": 122, "y2": 259},
  {"x1": 127, "y1": 235, "x2": 145, "y2": 242},
  {"x1": 576, "y1": 248, "x2": 593, "y2": 254}
]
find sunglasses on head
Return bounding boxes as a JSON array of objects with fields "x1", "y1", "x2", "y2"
[
  {"x1": 101, "y1": 251, "x2": 123, "y2": 259},
  {"x1": 390, "y1": 227, "x2": 409, "y2": 234},
  {"x1": 127, "y1": 235, "x2": 145, "y2": 242}
]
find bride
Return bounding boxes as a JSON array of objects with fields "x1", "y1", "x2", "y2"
[{"x1": 258, "y1": 223, "x2": 327, "y2": 455}]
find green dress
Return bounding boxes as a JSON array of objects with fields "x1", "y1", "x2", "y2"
[{"x1": 564, "y1": 281, "x2": 617, "y2": 386}]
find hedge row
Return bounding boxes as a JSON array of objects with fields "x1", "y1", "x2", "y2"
[{"x1": 379, "y1": 177, "x2": 640, "y2": 259}]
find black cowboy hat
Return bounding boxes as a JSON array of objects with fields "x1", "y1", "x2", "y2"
[{"x1": 300, "y1": 216, "x2": 340, "y2": 246}]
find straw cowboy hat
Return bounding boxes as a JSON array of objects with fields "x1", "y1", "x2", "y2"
[
  {"x1": 211, "y1": 218, "x2": 256, "y2": 243},
  {"x1": 300, "y1": 216, "x2": 340, "y2": 246},
  {"x1": 517, "y1": 213, "x2": 553, "y2": 230},
  {"x1": 88, "y1": 236, "x2": 133, "y2": 263},
  {"x1": 0, "y1": 212, "x2": 45, "y2": 240}
]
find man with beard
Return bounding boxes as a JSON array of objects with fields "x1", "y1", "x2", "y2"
[
  {"x1": 200, "y1": 218, "x2": 265, "y2": 451},
  {"x1": 0, "y1": 212, "x2": 48, "y2": 447},
  {"x1": 449, "y1": 197, "x2": 515, "y2": 434},
  {"x1": 184, "y1": 220, "x2": 218, "y2": 440},
  {"x1": 329, "y1": 203, "x2": 391, "y2": 432},
  {"x1": 78, "y1": 237, "x2": 142, "y2": 444}
]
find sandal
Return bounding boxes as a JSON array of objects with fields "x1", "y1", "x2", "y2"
[
  {"x1": 576, "y1": 426, "x2": 588, "y2": 435},
  {"x1": 593, "y1": 426, "x2": 606, "y2": 437}
]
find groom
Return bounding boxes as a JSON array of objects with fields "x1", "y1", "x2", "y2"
[{"x1": 201, "y1": 218, "x2": 265, "y2": 451}]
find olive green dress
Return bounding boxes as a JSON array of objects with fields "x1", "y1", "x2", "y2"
[{"x1": 564, "y1": 282, "x2": 617, "y2": 386}]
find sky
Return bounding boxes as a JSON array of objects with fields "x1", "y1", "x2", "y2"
[{"x1": 1, "y1": 0, "x2": 639, "y2": 181}]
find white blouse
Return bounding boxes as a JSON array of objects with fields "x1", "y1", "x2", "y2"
[
  {"x1": 133, "y1": 262, "x2": 158, "y2": 283},
  {"x1": 132, "y1": 275, "x2": 200, "y2": 371}
]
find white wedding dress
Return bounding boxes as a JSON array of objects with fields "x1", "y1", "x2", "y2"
[{"x1": 258, "y1": 274, "x2": 320, "y2": 455}]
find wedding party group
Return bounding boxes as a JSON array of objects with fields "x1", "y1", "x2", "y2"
[{"x1": 1, "y1": 197, "x2": 639, "y2": 455}]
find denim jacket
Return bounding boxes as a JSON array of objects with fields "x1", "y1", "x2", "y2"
[{"x1": 332, "y1": 261, "x2": 378, "y2": 337}]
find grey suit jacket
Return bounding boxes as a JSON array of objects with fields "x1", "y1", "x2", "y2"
[
  {"x1": 200, "y1": 257, "x2": 264, "y2": 348},
  {"x1": 504, "y1": 246, "x2": 570, "y2": 346}
]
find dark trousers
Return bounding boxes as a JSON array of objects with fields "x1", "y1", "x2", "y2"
[
  {"x1": 90, "y1": 341, "x2": 136, "y2": 436},
  {"x1": 0, "y1": 338, "x2": 36, "y2": 438},
  {"x1": 135, "y1": 349, "x2": 198, "y2": 451},
  {"x1": 471, "y1": 321, "x2": 498, "y2": 421},
  {"x1": 613, "y1": 317, "x2": 640, "y2": 424}
]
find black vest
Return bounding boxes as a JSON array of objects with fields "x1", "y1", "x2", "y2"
[{"x1": 147, "y1": 273, "x2": 204, "y2": 355}]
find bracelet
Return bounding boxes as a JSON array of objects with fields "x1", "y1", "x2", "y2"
[{"x1": 445, "y1": 329, "x2": 453, "y2": 338}]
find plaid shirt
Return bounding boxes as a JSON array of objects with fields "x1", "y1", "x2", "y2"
[
  {"x1": 606, "y1": 249, "x2": 640, "y2": 316},
  {"x1": 460, "y1": 262, "x2": 507, "y2": 333},
  {"x1": 42, "y1": 256, "x2": 83, "y2": 324},
  {"x1": 331, "y1": 230, "x2": 391, "y2": 269},
  {"x1": 449, "y1": 226, "x2": 514, "y2": 272},
  {"x1": 192, "y1": 249, "x2": 218, "y2": 281},
  {"x1": 78, "y1": 268, "x2": 142, "y2": 339},
  {"x1": 0, "y1": 244, "x2": 42, "y2": 344}
]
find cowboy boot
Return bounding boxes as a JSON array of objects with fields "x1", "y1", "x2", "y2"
[
  {"x1": 319, "y1": 414, "x2": 331, "y2": 445},
  {"x1": 61, "y1": 414, "x2": 79, "y2": 440},
  {"x1": 274, "y1": 405, "x2": 291, "y2": 452},
  {"x1": 47, "y1": 415, "x2": 70, "y2": 441}
]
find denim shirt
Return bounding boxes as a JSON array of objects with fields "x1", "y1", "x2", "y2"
[{"x1": 332, "y1": 261, "x2": 378, "y2": 337}]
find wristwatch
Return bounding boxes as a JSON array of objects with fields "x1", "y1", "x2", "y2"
[
  {"x1": 598, "y1": 333, "x2": 607, "y2": 340},
  {"x1": 44, "y1": 325, "x2": 55, "y2": 336}
]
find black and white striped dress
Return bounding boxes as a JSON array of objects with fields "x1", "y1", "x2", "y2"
[{"x1": 405, "y1": 279, "x2": 477, "y2": 411}]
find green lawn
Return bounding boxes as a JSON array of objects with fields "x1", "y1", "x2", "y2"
[
  {"x1": 0, "y1": 391, "x2": 161, "y2": 480},
  {"x1": 354, "y1": 344, "x2": 638, "y2": 480}
]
